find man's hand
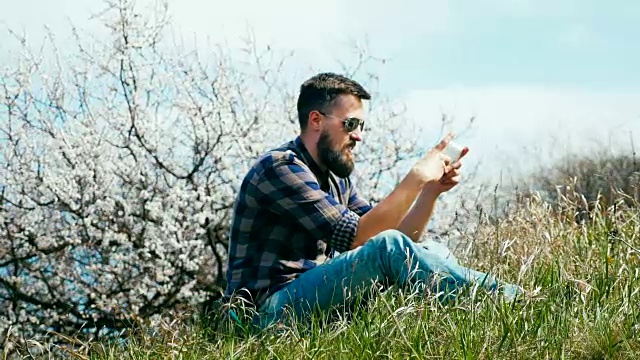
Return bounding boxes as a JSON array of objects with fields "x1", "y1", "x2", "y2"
[
  {"x1": 409, "y1": 132, "x2": 455, "y2": 185},
  {"x1": 395, "y1": 135, "x2": 469, "y2": 241},
  {"x1": 425, "y1": 140, "x2": 469, "y2": 194},
  {"x1": 425, "y1": 160, "x2": 463, "y2": 194}
]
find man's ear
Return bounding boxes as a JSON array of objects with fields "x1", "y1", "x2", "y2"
[{"x1": 307, "y1": 110, "x2": 323, "y2": 131}]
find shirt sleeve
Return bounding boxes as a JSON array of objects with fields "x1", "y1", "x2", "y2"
[
  {"x1": 347, "y1": 184, "x2": 373, "y2": 216},
  {"x1": 255, "y1": 157, "x2": 360, "y2": 252}
]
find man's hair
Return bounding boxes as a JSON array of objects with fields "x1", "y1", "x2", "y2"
[{"x1": 296, "y1": 72, "x2": 371, "y2": 131}]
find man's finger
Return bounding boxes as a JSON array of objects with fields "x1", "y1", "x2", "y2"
[
  {"x1": 442, "y1": 153, "x2": 452, "y2": 166},
  {"x1": 448, "y1": 161, "x2": 463, "y2": 171},
  {"x1": 434, "y1": 132, "x2": 455, "y2": 152},
  {"x1": 459, "y1": 146, "x2": 470, "y2": 160},
  {"x1": 443, "y1": 161, "x2": 462, "y2": 174},
  {"x1": 441, "y1": 175, "x2": 462, "y2": 185},
  {"x1": 442, "y1": 169, "x2": 460, "y2": 180}
]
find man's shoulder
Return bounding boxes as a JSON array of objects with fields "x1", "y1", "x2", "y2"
[
  {"x1": 253, "y1": 141, "x2": 303, "y2": 170},
  {"x1": 247, "y1": 140, "x2": 307, "y2": 178}
]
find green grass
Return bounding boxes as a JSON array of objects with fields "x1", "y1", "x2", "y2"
[{"x1": 58, "y1": 193, "x2": 640, "y2": 359}]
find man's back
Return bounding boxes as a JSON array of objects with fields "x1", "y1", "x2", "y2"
[{"x1": 224, "y1": 136, "x2": 372, "y2": 306}]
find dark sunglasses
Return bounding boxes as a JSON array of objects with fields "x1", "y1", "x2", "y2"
[{"x1": 318, "y1": 111, "x2": 365, "y2": 133}]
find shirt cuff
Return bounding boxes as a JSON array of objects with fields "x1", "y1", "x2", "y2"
[{"x1": 330, "y1": 210, "x2": 360, "y2": 253}]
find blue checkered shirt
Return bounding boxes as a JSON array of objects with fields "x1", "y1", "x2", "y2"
[{"x1": 224, "y1": 136, "x2": 373, "y2": 306}]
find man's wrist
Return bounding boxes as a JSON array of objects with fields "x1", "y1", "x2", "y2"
[
  {"x1": 421, "y1": 182, "x2": 443, "y2": 199},
  {"x1": 407, "y1": 169, "x2": 440, "y2": 189},
  {"x1": 407, "y1": 168, "x2": 434, "y2": 189}
]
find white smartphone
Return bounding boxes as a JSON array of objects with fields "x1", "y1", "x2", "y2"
[{"x1": 443, "y1": 140, "x2": 468, "y2": 163}]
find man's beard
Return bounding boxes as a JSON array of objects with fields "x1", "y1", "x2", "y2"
[{"x1": 317, "y1": 130, "x2": 355, "y2": 178}]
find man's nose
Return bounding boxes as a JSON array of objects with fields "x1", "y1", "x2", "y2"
[{"x1": 350, "y1": 128, "x2": 363, "y2": 142}]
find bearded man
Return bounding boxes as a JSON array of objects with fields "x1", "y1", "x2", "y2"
[{"x1": 223, "y1": 72, "x2": 521, "y2": 329}]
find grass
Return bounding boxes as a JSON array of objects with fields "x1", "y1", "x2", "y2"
[{"x1": 21, "y1": 189, "x2": 640, "y2": 359}]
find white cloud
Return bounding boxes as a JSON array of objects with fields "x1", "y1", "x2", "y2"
[
  {"x1": 163, "y1": 0, "x2": 454, "y2": 69},
  {"x1": 403, "y1": 86, "x2": 640, "y2": 180},
  {"x1": 464, "y1": 0, "x2": 582, "y2": 18},
  {"x1": 0, "y1": 0, "x2": 103, "y2": 39},
  {"x1": 167, "y1": 0, "x2": 342, "y2": 48},
  {"x1": 0, "y1": 0, "x2": 452, "y2": 83},
  {"x1": 1, "y1": 0, "x2": 452, "y2": 63},
  {"x1": 559, "y1": 23, "x2": 592, "y2": 48},
  {"x1": 3, "y1": 0, "x2": 638, "y2": 184}
]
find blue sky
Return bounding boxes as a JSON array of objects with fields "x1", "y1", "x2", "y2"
[
  {"x1": 376, "y1": 0, "x2": 640, "y2": 93},
  {"x1": 2, "y1": 0, "x2": 639, "y2": 181}
]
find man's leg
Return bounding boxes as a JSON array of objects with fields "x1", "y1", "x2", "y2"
[{"x1": 256, "y1": 229, "x2": 521, "y2": 329}]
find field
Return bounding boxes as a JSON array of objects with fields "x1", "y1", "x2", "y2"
[{"x1": 82, "y1": 189, "x2": 640, "y2": 360}]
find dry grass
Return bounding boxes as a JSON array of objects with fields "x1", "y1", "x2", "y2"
[{"x1": 5, "y1": 157, "x2": 640, "y2": 359}]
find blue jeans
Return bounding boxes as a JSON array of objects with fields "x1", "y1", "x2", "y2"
[{"x1": 255, "y1": 230, "x2": 521, "y2": 329}]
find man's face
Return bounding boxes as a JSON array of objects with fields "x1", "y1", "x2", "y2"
[{"x1": 317, "y1": 94, "x2": 365, "y2": 178}]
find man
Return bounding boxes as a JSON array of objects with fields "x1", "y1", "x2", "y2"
[{"x1": 223, "y1": 72, "x2": 521, "y2": 329}]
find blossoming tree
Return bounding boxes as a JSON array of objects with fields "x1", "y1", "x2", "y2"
[{"x1": 0, "y1": 0, "x2": 435, "y2": 352}]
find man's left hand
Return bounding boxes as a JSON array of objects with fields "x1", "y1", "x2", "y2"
[{"x1": 426, "y1": 161, "x2": 463, "y2": 194}]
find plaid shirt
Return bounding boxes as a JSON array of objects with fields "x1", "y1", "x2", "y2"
[{"x1": 224, "y1": 136, "x2": 372, "y2": 306}]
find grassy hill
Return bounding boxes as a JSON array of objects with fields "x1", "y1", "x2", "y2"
[{"x1": 76, "y1": 185, "x2": 640, "y2": 360}]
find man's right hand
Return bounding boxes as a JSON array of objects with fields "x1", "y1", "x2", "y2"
[
  {"x1": 349, "y1": 132, "x2": 456, "y2": 249},
  {"x1": 409, "y1": 132, "x2": 455, "y2": 185}
]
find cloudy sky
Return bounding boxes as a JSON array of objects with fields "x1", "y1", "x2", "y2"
[{"x1": 2, "y1": 0, "x2": 639, "y2": 181}]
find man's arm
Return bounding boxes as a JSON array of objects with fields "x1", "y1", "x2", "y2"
[
  {"x1": 256, "y1": 133, "x2": 455, "y2": 252},
  {"x1": 256, "y1": 157, "x2": 365, "y2": 253},
  {"x1": 396, "y1": 187, "x2": 440, "y2": 242},
  {"x1": 256, "y1": 156, "x2": 430, "y2": 252},
  {"x1": 396, "y1": 159, "x2": 464, "y2": 242},
  {"x1": 349, "y1": 133, "x2": 457, "y2": 248},
  {"x1": 346, "y1": 182, "x2": 373, "y2": 216},
  {"x1": 348, "y1": 174, "x2": 425, "y2": 248}
]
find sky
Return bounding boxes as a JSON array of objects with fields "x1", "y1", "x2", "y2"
[{"x1": 2, "y1": 0, "x2": 639, "y2": 182}]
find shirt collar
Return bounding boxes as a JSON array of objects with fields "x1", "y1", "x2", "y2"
[{"x1": 293, "y1": 136, "x2": 330, "y2": 189}]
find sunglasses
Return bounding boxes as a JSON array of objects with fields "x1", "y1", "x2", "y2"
[{"x1": 318, "y1": 111, "x2": 366, "y2": 133}]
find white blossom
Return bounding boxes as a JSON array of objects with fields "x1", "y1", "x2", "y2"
[{"x1": 0, "y1": 0, "x2": 450, "y2": 355}]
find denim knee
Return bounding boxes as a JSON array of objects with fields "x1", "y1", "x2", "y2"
[
  {"x1": 366, "y1": 229, "x2": 415, "y2": 253},
  {"x1": 366, "y1": 230, "x2": 454, "y2": 267}
]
